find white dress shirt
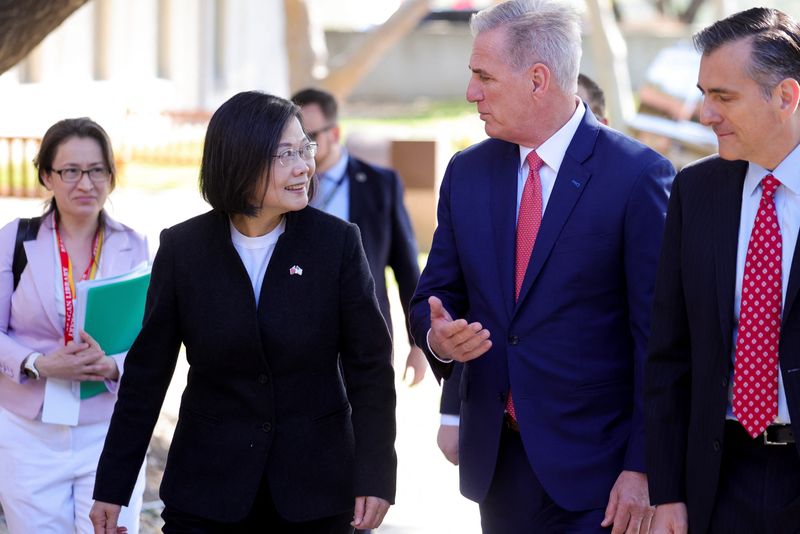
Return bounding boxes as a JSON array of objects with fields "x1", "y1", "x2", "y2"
[
  {"x1": 516, "y1": 99, "x2": 586, "y2": 221},
  {"x1": 727, "y1": 143, "x2": 800, "y2": 425}
]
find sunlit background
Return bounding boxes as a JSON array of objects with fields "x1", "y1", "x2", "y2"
[{"x1": 2, "y1": 1, "x2": 799, "y2": 532}]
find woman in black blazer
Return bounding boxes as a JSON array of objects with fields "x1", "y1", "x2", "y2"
[{"x1": 89, "y1": 92, "x2": 397, "y2": 533}]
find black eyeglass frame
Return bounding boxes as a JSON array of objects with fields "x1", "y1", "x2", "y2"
[{"x1": 50, "y1": 167, "x2": 111, "y2": 184}]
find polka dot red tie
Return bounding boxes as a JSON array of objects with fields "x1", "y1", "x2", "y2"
[
  {"x1": 506, "y1": 151, "x2": 544, "y2": 422},
  {"x1": 733, "y1": 174, "x2": 782, "y2": 438}
]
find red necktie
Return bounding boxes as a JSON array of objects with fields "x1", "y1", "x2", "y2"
[
  {"x1": 507, "y1": 151, "x2": 544, "y2": 422},
  {"x1": 733, "y1": 174, "x2": 782, "y2": 438}
]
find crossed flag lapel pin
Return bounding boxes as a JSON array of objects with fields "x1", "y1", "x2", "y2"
[{"x1": 289, "y1": 265, "x2": 303, "y2": 276}]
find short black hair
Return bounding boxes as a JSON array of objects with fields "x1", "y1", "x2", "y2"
[
  {"x1": 200, "y1": 91, "x2": 310, "y2": 217},
  {"x1": 290, "y1": 87, "x2": 339, "y2": 123},
  {"x1": 577, "y1": 73, "x2": 606, "y2": 120},
  {"x1": 693, "y1": 7, "x2": 800, "y2": 98}
]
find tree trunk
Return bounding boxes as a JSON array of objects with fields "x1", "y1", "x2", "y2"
[
  {"x1": 284, "y1": 0, "x2": 328, "y2": 94},
  {"x1": 679, "y1": 0, "x2": 708, "y2": 24},
  {"x1": 0, "y1": 0, "x2": 90, "y2": 75},
  {"x1": 319, "y1": 0, "x2": 431, "y2": 101},
  {"x1": 584, "y1": 0, "x2": 635, "y2": 131}
]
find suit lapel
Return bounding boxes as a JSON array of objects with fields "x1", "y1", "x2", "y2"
[
  {"x1": 713, "y1": 161, "x2": 746, "y2": 356},
  {"x1": 97, "y1": 218, "x2": 135, "y2": 278},
  {"x1": 346, "y1": 158, "x2": 367, "y2": 225},
  {"x1": 782, "y1": 220, "x2": 800, "y2": 321},
  {"x1": 257, "y1": 216, "x2": 294, "y2": 312},
  {"x1": 514, "y1": 119, "x2": 595, "y2": 310},
  {"x1": 490, "y1": 142, "x2": 521, "y2": 319}
]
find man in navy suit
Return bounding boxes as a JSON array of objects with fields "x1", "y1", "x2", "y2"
[
  {"x1": 436, "y1": 73, "x2": 612, "y2": 468},
  {"x1": 292, "y1": 88, "x2": 427, "y2": 386},
  {"x1": 409, "y1": 1, "x2": 675, "y2": 532}
]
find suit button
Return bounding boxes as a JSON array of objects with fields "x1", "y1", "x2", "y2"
[
  {"x1": 258, "y1": 374, "x2": 269, "y2": 385},
  {"x1": 261, "y1": 422, "x2": 272, "y2": 433},
  {"x1": 508, "y1": 336, "x2": 519, "y2": 345},
  {"x1": 712, "y1": 439, "x2": 721, "y2": 452}
]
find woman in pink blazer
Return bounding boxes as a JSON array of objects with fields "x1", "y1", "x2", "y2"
[{"x1": 0, "y1": 118, "x2": 149, "y2": 533}]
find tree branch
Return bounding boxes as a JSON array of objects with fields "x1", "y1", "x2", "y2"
[{"x1": 0, "y1": 0, "x2": 90, "y2": 75}]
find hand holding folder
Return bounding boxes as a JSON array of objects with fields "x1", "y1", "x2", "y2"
[
  {"x1": 42, "y1": 263, "x2": 151, "y2": 425},
  {"x1": 75, "y1": 263, "x2": 152, "y2": 399}
]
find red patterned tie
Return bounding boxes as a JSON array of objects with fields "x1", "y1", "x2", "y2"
[
  {"x1": 506, "y1": 151, "x2": 544, "y2": 422},
  {"x1": 733, "y1": 174, "x2": 782, "y2": 438}
]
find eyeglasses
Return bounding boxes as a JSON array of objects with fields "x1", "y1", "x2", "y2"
[
  {"x1": 306, "y1": 125, "x2": 334, "y2": 142},
  {"x1": 51, "y1": 167, "x2": 111, "y2": 183},
  {"x1": 273, "y1": 143, "x2": 318, "y2": 167}
]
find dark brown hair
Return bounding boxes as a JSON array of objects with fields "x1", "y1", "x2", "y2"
[
  {"x1": 33, "y1": 117, "x2": 117, "y2": 215},
  {"x1": 34, "y1": 117, "x2": 117, "y2": 188},
  {"x1": 694, "y1": 7, "x2": 800, "y2": 98}
]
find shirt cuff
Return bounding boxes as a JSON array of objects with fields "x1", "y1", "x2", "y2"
[
  {"x1": 427, "y1": 329, "x2": 453, "y2": 364},
  {"x1": 440, "y1": 414, "x2": 460, "y2": 426}
]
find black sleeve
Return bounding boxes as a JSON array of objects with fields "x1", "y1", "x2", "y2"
[
  {"x1": 93, "y1": 229, "x2": 183, "y2": 505},
  {"x1": 338, "y1": 224, "x2": 398, "y2": 502},
  {"x1": 645, "y1": 174, "x2": 692, "y2": 505}
]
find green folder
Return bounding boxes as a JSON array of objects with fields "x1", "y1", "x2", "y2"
[{"x1": 75, "y1": 267, "x2": 151, "y2": 399}]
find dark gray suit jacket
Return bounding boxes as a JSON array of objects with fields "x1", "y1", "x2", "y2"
[{"x1": 646, "y1": 155, "x2": 800, "y2": 533}]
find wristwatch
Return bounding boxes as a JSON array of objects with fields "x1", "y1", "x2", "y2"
[{"x1": 22, "y1": 352, "x2": 43, "y2": 380}]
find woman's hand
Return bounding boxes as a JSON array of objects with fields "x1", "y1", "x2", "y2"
[
  {"x1": 89, "y1": 500, "x2": 126, "y2": 533},
  {"x1": 75, "y1": 330, "x2": 119, "y2": 380},
  {"x1": 35, "y1": 331, "x2": 117, "y2": 381},
  {"x1": 352, "y1": 496, "x2": 390, "y2": 530}
]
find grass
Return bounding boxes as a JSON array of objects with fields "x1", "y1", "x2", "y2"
[{"x1": 341, "y1": 99, "x2": 486, "y2": 154}]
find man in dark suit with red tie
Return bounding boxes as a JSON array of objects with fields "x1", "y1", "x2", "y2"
[
  {"x1": 646, "y1": 8, "x2": 800, "y2": 534},
  {"x1": 409, "y1": 1, "x2": 675, "y2": 532}
]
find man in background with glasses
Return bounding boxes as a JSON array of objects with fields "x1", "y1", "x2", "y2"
[{"x1": 292, "y1": 88, "x2": 427, "y2": 389}]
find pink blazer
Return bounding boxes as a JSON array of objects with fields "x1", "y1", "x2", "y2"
[{"x1": 0, "y1": 212, "x2": 149, "y2": 424}]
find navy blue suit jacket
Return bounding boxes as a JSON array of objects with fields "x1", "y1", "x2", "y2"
[
  {"x1": 411, "y1": 110, "x2": 675, "y2": 511},
  {"x1": 346, "y1": 157, "x2": 420, "y2": 342}
]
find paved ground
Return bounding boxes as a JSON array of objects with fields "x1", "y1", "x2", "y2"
[{"x1": 0, "y1": 188, "x2": 481, "y2": 533}]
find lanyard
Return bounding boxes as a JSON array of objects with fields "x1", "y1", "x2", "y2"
[
  {"x1": 56, "y1": 221, "x2": 103, "y2": 344},
  {"x1": 318, "y1": 170, "x2": 348, "y2": 211}
]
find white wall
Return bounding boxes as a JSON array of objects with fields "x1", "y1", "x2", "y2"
[{"x1": 0, "y1": 0, "x2": 289, "y2": 138}]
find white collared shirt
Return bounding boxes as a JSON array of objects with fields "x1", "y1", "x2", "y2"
[
  {"x1": 516, "y1": 99, "x2": 586, "y2": 219},
  {"x1": 727, "y1": 143, "x2": 800, "y2": 425}
]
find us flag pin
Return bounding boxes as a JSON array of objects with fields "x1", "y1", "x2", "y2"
[{"x1": 289, "y1": 265, "x2": 303, "y2": 276}]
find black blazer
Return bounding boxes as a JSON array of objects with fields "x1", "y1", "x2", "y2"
[
  {"x1": 93, "y1": 208, "x2": 397, "y2": 523},
  {"x1": 645, "y1": 155, "x2": 800, "y2": 533},
  {"x1": 346, "y1": 156, "x2": 420, "y2": 342}
]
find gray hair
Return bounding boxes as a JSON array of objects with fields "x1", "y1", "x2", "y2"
[{"x1": 470, "y1": 0, "x2": 582, "y2": 94}]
